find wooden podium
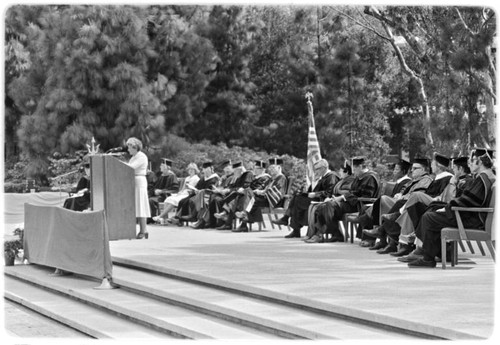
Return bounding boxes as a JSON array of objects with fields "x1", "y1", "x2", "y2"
[{"x1": 91, "y1": 155, "x2": 136, "y2": 240}]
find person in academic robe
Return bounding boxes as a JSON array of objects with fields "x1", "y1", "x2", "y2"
[
  {"x1": 385, "y1": 156, "x2": 474, "y2": 257},
  {"x1": 126, "y1": 137, "x2": 151, "y2": 239},
  {"x1": 272, "y1": 158, "x2": 340, "y2": 239},
  {"x1": 148, "y1": 158, "x2": 179, "y2": 220},
  {"x1": 366, "y1": 153, "x2": 454, "y2": 253},
  {"x1": 307, "y1": 156, "x2": 380, "y2": 243},
  {"x1": 192, "y1": 160, "x2": 254, "y2": 229},
  {"x1": 407, "y1": 148, "x2": 496, "y2": 268},
  {"x1": 169, "y1": 161, "x2": 220, "y2": 225},
  {"x1": 63, "y1": 157, "x2": 91, "y2": 212},
  {"x1": 153, "y1": 163, "x2": 200, "y2": 223},
  {"x1": 354, "y1": 159, "x2": 412, "y2": 236},
  {"x1": 227, "y1": 158, "x2": 287, "y2": 232},
  {"x1": 332, "y1": 163, "x2": 355, "y2": 196},
  {"x1": 213, "y1": 159, "x2": 271, "y2": 230}
]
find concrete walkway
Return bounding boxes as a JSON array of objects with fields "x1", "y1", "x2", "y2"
[{"x1": 109, "y1": 223, "x2": 498, "y2": 340}]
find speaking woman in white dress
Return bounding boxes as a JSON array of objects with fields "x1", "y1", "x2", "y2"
[{"x1": 126, "y1": 137, "x2": 151, "y2": 239}]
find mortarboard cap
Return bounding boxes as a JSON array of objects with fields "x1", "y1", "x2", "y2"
[
  {"x1": 351, "y1": 156, "x2": 365, "y2": 166},
  {"x1": 202, "y1": 161, "x2": 213, "y2": 169},
  {"x1": 232, "y1": 161, "x2": 243, "y2": 169},
  {"x1": 412, "y1": 157, "x2": 429, "y2": 167},
  {"x1": 452, "y1": 156, "x2": 469, "y2": 169},
  {"x1": 433, "y1": 152, "x2": 450, "y2": 167},
  {"x1": 254, "y1": 160, "x2": 266, "y2": 168},
  {"x1": 269, "y1": 157, "x2": 283, "y2": 165},
  {"x1": 471, "y1": 147, "x2": 495, "y2": 160},
  {"x1": 161, "y1": 158, "x2": 173, "y2": 167}
]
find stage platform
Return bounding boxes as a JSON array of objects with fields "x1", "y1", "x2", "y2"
[
  {"x1": 110, "y1": 222, "x2": 496, "y2": 339},
  {"x1": 4, "y1": 222, "x2": 497, "y2": 340}
]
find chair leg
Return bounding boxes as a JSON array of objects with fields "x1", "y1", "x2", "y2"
[
  {"x1": 441, "y1": 237, "x2": 447, "y2": 269},
  {"x1": 476, "y1": 241, "x2": 486, "y2": 256},
  {"x1": 485, "y1": 241, "x2": 495, "y2": 262},
  {"x1": 452, "y1": 241, "x2": 458, "y2": 267},
  {"x1": 267, "y1": 214, "x2": 276, "y2": 230},
  {"x1": 458, "y1": 240, "x2": 466, "y2": 252},
  {"x1": 465, "y1": 240, "x2": 475, "y2": 254}
]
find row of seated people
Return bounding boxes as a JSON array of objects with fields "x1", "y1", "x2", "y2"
[
  {"x1": 272, "y1": 148, "x2": 494, "y2": 269},
  {"x1": 151, "y1": 158, "x2": 289, "y2": 232},
  {"x1": 357, "y1": 148, "x2": 496, "y2": 268}
]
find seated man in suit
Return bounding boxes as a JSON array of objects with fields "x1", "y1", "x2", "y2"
[
  {"x1": 308, "y1": 156, "x2": 380, "y2": 243},
  {"x1": 272, "y1": 158, "x2": 339, "y2": 239},
  {"x1": 407, "y1": 148, "x2": 495, "y2": 268},
  {"x1": 148, "y1": 158, "x2": 179, "y2": 220},
  {"x1": 227, "y1": 158, "x2": 287, "y2": 232}
]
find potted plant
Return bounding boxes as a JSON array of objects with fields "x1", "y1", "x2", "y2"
[{"x1": 4, "y1": 227, "x2": 24, "y2": 266}]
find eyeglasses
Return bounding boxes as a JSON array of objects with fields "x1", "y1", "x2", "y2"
[{"x1": 411, "y1": 167, "x2": 422, "y2": 171}]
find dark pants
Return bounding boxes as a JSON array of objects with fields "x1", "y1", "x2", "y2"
[
  {"x1": 416, "y1": 210, "x2": 482, "y2": 260},
  {"x1": 289, "y1": 194, "x2": 317, "y2": 230},
  {"x1": 316, "y1": 201, "x2": 357, "y2": 240}
]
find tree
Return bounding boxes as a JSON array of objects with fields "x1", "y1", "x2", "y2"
[{"x1": 9, "y1": 5, "x2": 166, "y2": 176}]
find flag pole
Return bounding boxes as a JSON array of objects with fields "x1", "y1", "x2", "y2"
[{"x1": 305, "y1": 92, "x2": 322, "y2": 189}]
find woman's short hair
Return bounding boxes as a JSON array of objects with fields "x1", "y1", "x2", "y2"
[
  {"x1": 186, "y1": 162, "x2": 200, "y2": 173},
  {"x1": 126, "y1": 137, "x2": 142, "y2": 151}
]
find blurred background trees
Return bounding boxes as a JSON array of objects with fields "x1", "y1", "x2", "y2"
[{"x1": 4, "y1": 4, "x2": 496, "y2": 181}]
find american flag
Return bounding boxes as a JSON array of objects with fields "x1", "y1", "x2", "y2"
[{"x1": 306, "y1": 92, "x2": 322, "y2": 188}]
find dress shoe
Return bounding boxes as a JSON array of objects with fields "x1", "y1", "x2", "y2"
[
  {"x1": 190, "y1": 220, "x2": 206, "y2": 229},
  {"x1": 136, "y1": 232, "x2": 149, "y2": 239},
  {"x1": 232, "y1": 223, "x2": 248, "y2": 232},
  {"x1": 381, "y1": 212, "x2": 400, "y2": 223},
  {"x1": 325, "y1": 236, "x2": 343, "y2": 243},
  {"x1": 272, "y1": 217, "x2": 289, "y2": 226},
  {"x1": 390, "y1": 243, "x2": 414, "y2": 257},
  {"x1": 305, "y1": 235, "x2": 324, "y2": 243},
  {"x1": 285, "y1": 229, "x2": 301, "y2": 238},
  {"x1": 359, "y1": 239, "x2": 375, "y2": 247},
  {"x1": 397, "y1": 249, "x2": 424, "y2": 262},
  {"x1": 376, "y1": 243, "x2": 397, "y2": 254},
  {"x1": 369, "y1": 240, "x2": 387, "y2": 250},
  {"x1": 216, "y1": 224, "x2": 232, "y2": 230},
  {"x1": 408, "y1": 258, "x2": 436, "y2": 268},
  {"x1": 152, "y1": 216, "x2": 161, "y2": 223},
  {"x1": 362, "y1": 228, "x2": 382, "y2": 238}
]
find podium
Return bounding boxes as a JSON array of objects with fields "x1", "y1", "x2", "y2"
[{"x1": 91, "y1": 155, "x2": 136, "y2": 240}]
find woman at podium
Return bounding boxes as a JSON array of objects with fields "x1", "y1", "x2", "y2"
[{"x1": 126, "y1": 137, "x2": 151, "y2": 239}]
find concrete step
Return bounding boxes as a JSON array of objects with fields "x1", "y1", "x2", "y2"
[
  {"x1": 4, "y1": 265, "x2": 280, "y2": 339},
  {"x1": 111, "y1": 264, "x2": 420, "y2": 339},
  {"x1": 4, "y1": 276, "x2": 172, "y2": 339}
]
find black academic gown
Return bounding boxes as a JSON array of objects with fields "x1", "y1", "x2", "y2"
[
  {"x1": 288, "y1": 170, "x2": 340, "y2": 231},
  {"x1": 415, "y1": 171, "x2": 495, "y2": 260},
  {"x1": 63, "y1": 177, "x2": 91, "y2": 211},
  {"x1": 176, "y1": 174, "x2": 220, "y2": 220}
]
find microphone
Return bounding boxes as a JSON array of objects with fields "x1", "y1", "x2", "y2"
[{"x1": 106, "y1": 146, "x2": 127, "y2": 154}]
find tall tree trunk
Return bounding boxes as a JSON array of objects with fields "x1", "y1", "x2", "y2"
[{"x1": 365, "y1": 6, "x2": 434, "y2": 149}]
